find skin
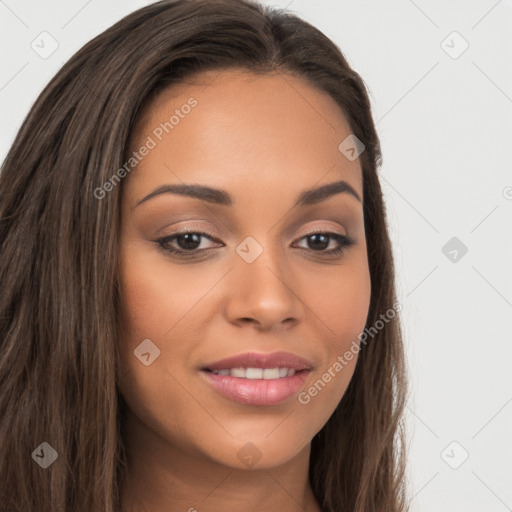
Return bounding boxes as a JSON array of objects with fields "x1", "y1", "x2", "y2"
[{"x1": 117, "y1": 68, "x2": 371, "y2": 512}]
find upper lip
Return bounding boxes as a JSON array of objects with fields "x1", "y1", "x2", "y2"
[{"x1": 202, "y1": 351, "x2": 313, "y2": 371}]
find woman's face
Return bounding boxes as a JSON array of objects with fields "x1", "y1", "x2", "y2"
[{"x1": 117, "y1": 69, "x2": 371, "y2": 469}]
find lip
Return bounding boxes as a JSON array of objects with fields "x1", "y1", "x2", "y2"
[
  {"x1": 200, "y1": 368, "x2": 311, "y2": 406},
  {"x1": 199, "y1": 351, "x2": 313, "y2": 406},
  {"x1": 202, "y1": 351, "x2": 313, "y2": 372}
]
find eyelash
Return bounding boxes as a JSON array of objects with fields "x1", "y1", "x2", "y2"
[{"x1": 154, "y1": 227, "x2": 355, "y2": 258}]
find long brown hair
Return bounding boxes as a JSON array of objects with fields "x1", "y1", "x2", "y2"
[{"x1": 0, "y1": 1, "x2": 408, "y2": 511}]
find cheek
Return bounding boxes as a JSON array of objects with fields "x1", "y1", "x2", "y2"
[
  {"x1": 117, "y1": 245, "x2": 181, "y2": 378},
  {"x1": 119, "y1": 267, "x2": 171, "y2": 339},
  {"x1": 118, "y1": 242, "x2": 205, "y2": 341},
  {"x1": 331, "y1": 270, "x2": 371, "y2": 350},
  {"x1": 295, "y1": 253, "x2": 371, "y2": 418},
  {"x1": 116, "y1": 248, "x2": 204, "y2": 444},
  {"x1": 117, "y1": 243, "x2": 222, "y2": 382},
  {"x1": 308, "y1": 254, "x2": 372, "y2": 353}
]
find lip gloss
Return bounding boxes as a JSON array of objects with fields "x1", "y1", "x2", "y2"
[{"x1": 200, "y1": 369, "x2": 310, "y2": 406}]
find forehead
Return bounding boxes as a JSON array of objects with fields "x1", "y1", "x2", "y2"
[{"x1": 125, "y1": 69, "x2": 363, "y2": 201}]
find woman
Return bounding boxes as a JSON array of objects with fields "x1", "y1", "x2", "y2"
[{"x1": 0, "y1": 1, "x2": 408, "y2": 511}]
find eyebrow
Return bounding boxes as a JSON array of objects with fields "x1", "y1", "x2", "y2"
[{"x1": 135, "y1": 179, "x2": 361, "y2": 208}]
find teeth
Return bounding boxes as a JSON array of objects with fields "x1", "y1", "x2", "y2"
[
  {"x1": 210, "y1": 367, "x2": 299, "y2": 379},
  {"x1": 246, "y1": 368, "x2": 263, "y2": 379},
  {"x1": 262, "y1": 368, "x2": 279, "y2": 379},
  {"x1": 230, "y1": 368, "x2": 246, "y2": 378}
]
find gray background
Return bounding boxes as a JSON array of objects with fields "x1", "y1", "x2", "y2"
[{"x1": 1, "y1": 0, "x2": 511, "y2": 510}]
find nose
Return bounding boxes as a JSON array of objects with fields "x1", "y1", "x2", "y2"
[{"x1": 222, "y1": 243, "x2": 305, "y2": 331}]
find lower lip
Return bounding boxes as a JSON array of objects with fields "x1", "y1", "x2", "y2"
[{"x1": 200, "y1": 370, "x2": 310, "y2": 406}]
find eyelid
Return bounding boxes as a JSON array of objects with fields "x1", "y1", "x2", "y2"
[
  {"x1": 295, "y1": 222, "x2": 348, "y2": 239},
  {"x1": 158, "y1": 221, "x2": 348, "y2": 243},
  {"x1": 155, "y1": 222, "x2": 220, "y2": 238}
]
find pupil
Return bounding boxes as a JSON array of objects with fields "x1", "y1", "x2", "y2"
[
  {"x1": 309, "y1": 234, "x2": 328, "y2": 250},
  {"x1": 177, "y1": 233, "x2": 201, "y2": 250}
]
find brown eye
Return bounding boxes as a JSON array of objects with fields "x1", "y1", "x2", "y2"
[
  {"x1": 155, "y1": 230, "x2": 221, "y2": 256},
  {"x1": 173, "y1": 233, "x2": 202, "y2": 251},
  {"x1": 295, "y1": 232, "x2": 355, "y2": 256}
]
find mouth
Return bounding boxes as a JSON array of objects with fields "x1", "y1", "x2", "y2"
[
  {"x1": 201, "y1": 350, "x2": 313, "y2": 374},
  {"x1": 202, "y1": 367, "x2": 307, "y2": 379},
  {"x1": 199, "y1": 351, "x2": 313, "y2": 406}
]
